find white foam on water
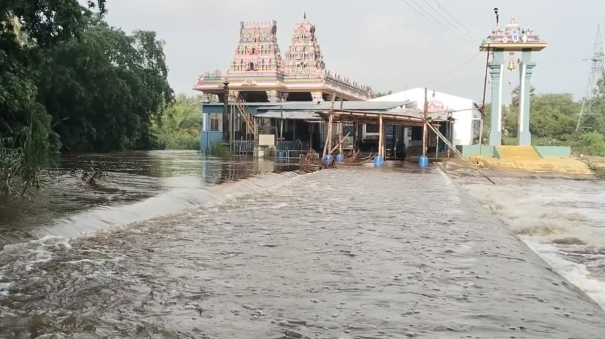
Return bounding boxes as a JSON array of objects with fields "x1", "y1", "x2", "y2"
[
  {"x1": 0, "y1": 236, "x2": 73, "y2": 295},
  {"x1": 0, "y1": 280, "x2": 10, "y2": 296},
  {"x1": 32, "y1": 171, "x2": 301, "y2": 240},
  {"x1": 271, "y1": 202, "x2": 289, "y2": 209},
  {"x1": 525, "y1": 240, "x2": 605, "y2": 308},
  {"x1": 458, "y1": 177, "x2": 605, "y2": 310}
]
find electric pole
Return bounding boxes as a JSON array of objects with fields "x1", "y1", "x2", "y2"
[{"x1": 576, "y1": 25, "x2": 605, "y2": 132}]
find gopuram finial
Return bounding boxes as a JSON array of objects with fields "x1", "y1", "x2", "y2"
[{"x1": 303, "y1": 12, "x2": 306, "y2": 19}]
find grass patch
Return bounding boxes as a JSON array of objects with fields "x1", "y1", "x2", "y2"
[{"x1": 208, "y1": 143, "x2": 231, "y2": 157}]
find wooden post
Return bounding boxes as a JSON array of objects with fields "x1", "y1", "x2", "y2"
[
  {"x1": 338, "y1": 98, "x2": 344, "y2": 155},
  {"x1": 309, "y1": 124, "x2": 313, "y2": 151},
  {"x1": 352, "y1": 122, "x2": 358, "y2": 151},
  {"x1": 378, "y1": 114, "x2": 383, "y2": 157},
  {"x1": 447, "y1": 121, "x2": 451, "y2": 159},
  {"x1": 479, "y1": 48, "x2": 490, "y2": 152},
  {"x1": 338, "y1": 122, "x2": 343, "y2": 155},
  {"x1": 435, "y1": 125, "x2": 439, "y2": 159},
  {"x1": 327, "y1": 94, "x2": 336, "y2": 155},
  {"x1": 279, "y1": 105, "x2": 284, "y2": 144},
  {"x1": 422, "y1": 87, "x2": 428, "y2": 157},
  {"x1": 383, "y1": 125, "x2": 387, "y2": 158},
  {"x1": 327, "y1": 115, "x2": 333, "y2": 153},
  {"x1": 322, "y1": 113, "x2": 333, "y2": 158}
]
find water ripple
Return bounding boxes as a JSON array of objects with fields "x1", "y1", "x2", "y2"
[{"x1": 0, "y1": 168, "x2": 604, "y2": 338}]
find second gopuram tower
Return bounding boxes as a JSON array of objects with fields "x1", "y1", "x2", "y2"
[{"x1": 194, "y1": 14, "x2": 372, "y2": 102}]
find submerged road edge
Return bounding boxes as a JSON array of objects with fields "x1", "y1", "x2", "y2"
[{"x1": 438, "y1": 164, "x2": 605, "y2": 311}]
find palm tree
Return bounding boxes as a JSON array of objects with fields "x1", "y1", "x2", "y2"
[
  {"x1": 155, "y1": 94, "x2": 202, "y2": 137},
  {"x1": 511, "y1": 85, "x2": 536, "y2": 108}
]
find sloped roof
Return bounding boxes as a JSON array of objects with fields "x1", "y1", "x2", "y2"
[
  {"x1": 370, "y1": 87, "x2": 474, "y2": 104},
  {"x1": 255, "y1": 111, "x2": 321, "y2": 120},
  {"x1": 256, "y1": 101, "x2": 409, "y2": 112}
]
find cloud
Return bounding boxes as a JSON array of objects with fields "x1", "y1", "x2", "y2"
[{"x1": 103, "y1": 0, "x2": 605, "y2": 103}]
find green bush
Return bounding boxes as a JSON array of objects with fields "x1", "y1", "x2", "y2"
[
  {"x1": 574, "y1": 132, "x2": 605, "y2": 157},
  {"x1": 208, "y1": 142, "x2": 231, "y2": 157},
  {"x1": 156, "y1": 133, "x2": 200, "y2": 150}
]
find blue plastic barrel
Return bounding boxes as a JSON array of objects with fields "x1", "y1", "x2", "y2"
[
  {"x1": 418, "y1": 155, "x2": 429, "y2": 168},
  {"x1": 277, "y1": 151, "x2": 286, "y2": 158},
  {"x1": 335, "y1": 153, "x2": 344, "y2": 163},
  {"x1": 374, "y1": 155, "x2": 384, "y2": 167},
  {"x1": 324, "y1": 154, "x2": 334, "y2": 164}
]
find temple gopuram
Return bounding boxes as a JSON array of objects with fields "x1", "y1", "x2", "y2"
[{"x1": 193, "y1": 13, "x2": 372, "y2": 102}]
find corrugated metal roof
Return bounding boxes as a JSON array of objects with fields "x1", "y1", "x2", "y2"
[
  {"x1": 256, "y1": 101, "x2": 410, "y2": 111},
  {"x1": 387, "y1": 107, "x2": 452, "y2": 121},
  {"x1": 315, "y1": 108, "x2": 453, "y2": 126},
  {"x1": 202, "y1": 102, "x2": 284, "y2": 107},
  {"x1": 255, "y1": 111, "x2": 321, "y2": 120}
]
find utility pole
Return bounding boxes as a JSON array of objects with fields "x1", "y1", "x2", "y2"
[{"x1": 577, "y1": 25, "x2": 605, "y2": 132}]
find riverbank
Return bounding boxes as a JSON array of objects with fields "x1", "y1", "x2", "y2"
[{"x1": 1, "y1": 167, "x2": 604, "y2": 338}]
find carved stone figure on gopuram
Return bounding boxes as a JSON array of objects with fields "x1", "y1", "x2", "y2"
[
  {"x1": 193, "y1": 13, "x2": 373, "y2": 101},
  {"x1": 229, "y1": 20, "x2": 282, "y2": 74}
]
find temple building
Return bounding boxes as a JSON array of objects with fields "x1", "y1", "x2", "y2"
[{"x1": 193, "y1": 14, "x2": 372, "y2": 102}]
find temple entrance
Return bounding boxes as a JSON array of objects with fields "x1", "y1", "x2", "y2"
[
  {"x1": 240, "y1": 91, "x2": 268, "y2": 102},
  {"x1": 287, "y1": 92, "x2": 313, "y2": 102}
]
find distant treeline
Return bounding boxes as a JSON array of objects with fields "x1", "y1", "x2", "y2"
[
  {"x1": 485, "y1": 86, "x2": 605, "y2": 156},
  {"x1": 1, "y1": 1, "x2": 179, "y2": 193}
]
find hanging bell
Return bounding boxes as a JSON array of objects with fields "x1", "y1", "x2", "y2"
[{"x1": 507, "y1": 59, "x2": 516, "y2": 71}]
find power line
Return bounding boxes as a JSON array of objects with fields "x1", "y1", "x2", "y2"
[
  {"x1": 405, "y1": 0, "x2": 475, "y2": 44},
  {"x1": 403, "y1": 0, "x2": 476, "y2": 45},
  {"x1": 428, "y1": 51, "x2": 482, "y2": 85},
  {"x1": 429, "y1": 0, "x2": 480, "y2": 41}
]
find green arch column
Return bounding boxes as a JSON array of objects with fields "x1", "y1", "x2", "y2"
[
  {"x1": 488, "y1": 50, "x2": 504, "y2": 146},
  {"x1": 517, "y1": 50, "x2": 536, "y2": 146}
]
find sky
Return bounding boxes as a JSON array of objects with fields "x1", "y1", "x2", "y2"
[{"x1": 103, "y1": 0, "x2": 604, "y2": 103}]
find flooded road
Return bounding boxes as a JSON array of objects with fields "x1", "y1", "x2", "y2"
[
  {"x1": 1, "y1": 167, "x2": 604, "y2": 338},
  {"x1": 0, "y1": 151, "x2": 296, "y2": 247},
  {"x1": 456, "y1": 175, "x2": 605, "y2": 309}
]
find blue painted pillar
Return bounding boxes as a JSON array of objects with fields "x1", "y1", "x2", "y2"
[
  {"x1": 201, "y1": 105, "x2": 208, "y2": 133},
  {"x1": 517, "y1": 50, "x2": 536, "y2": 146},
  {"x1": 488, "y1": 50, "x2": 504, "y2": 146},
  {"x1": 200, "y1": 102, "x2": 208, "y2": 153}
]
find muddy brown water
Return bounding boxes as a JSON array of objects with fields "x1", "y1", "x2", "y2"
[
  {"x1": 1, "y1": 163, "x2": 604, "y2": 338},
  {"x1": 0, "y1": 151, "x2": 297, "y2": 248}
]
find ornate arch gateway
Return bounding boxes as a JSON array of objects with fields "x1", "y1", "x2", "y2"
[{"x1": 480, "y1": 17, "x2": 546, "y2": 146}]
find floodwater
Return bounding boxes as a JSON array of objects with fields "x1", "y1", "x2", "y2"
[
  {"x1": 456, "y1": 176, "x2": 605, "y2": 310},
  {"x1": 1, "y1": 165, "x2": 605, "y2": 338},
  {"x1": 0, "y1": 151, "x2": 297, "y2": 247}
]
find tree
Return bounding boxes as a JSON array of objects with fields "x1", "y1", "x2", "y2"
[
  {"x1": 529, "y1": 93, "x2": 579, "y2": 139},
  {"x1": 371, "y1": 90, "x2": 393, "y2": 98},
  {"x1": 35, "y1": 20, "x2": 173, "y2": 151},
  {"x1": 1, "y1": 0, "x2": 107, "y2": 193},
  {"x1": 511, "y1": 85, "x2": 536, "y2": 108},
  {"x1": 153, "y1": 95, "x2": 202, "y2": 150},
  {"x1": 156, "y1": 95, "x2": 201, "y2": 135}
]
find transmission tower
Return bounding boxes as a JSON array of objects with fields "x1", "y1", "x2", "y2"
[{"x1": 576, "y1": 25, "x2": 605, "y2": 131}]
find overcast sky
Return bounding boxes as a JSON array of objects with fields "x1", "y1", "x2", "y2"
[{"x1": 103, "y1": 0, "x2": 603, "y2": 103}]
